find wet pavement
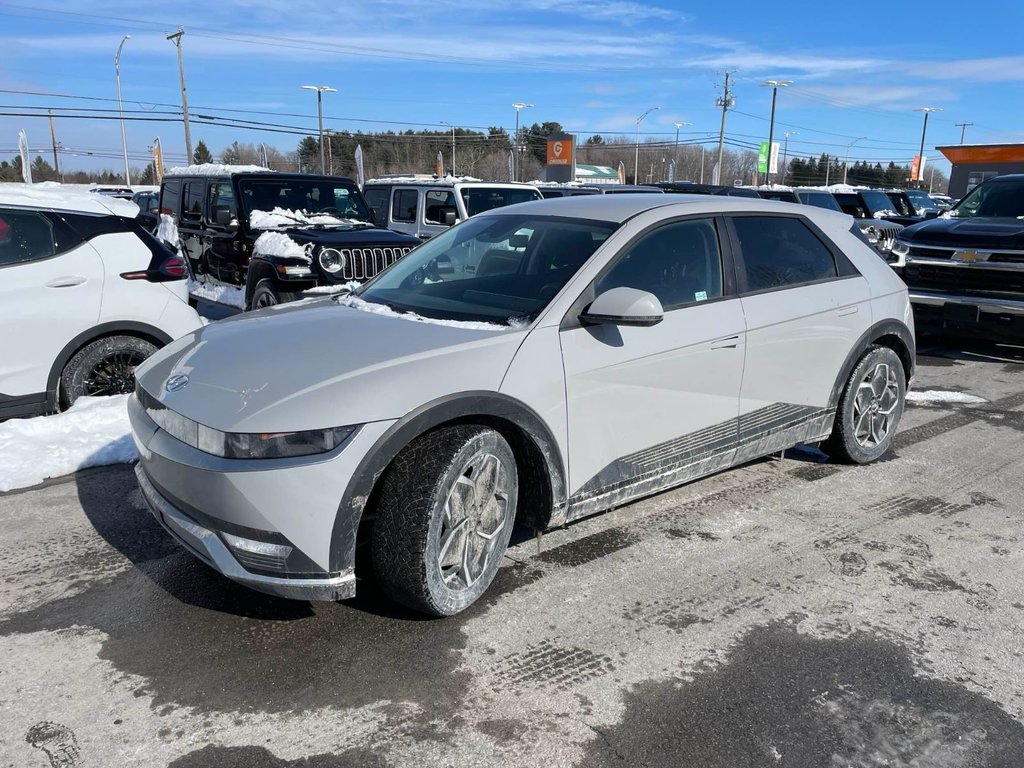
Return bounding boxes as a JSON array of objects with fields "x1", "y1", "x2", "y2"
[{"x1": 2, "y1": 340, "x2": 1024, "y2": 767}]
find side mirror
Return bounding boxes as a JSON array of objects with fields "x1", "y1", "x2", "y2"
[
  {"x1": 212, "y1": 205, "x2": 233, "y2": 226},
  {"x1": 924, "y1": 210, "x2": 939, "y2": 220},
  {"x1": 444, "y1": 210, "x2": 457, "y2": 226},
  {"x1": 580, "y1": 287, "x2": 664, "y2": 327}
]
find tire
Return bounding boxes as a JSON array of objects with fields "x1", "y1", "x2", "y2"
[
  {"x1": 371, "y1": 425, "x2": 519, "y2": 616},
  {"x1": 824, "y1": 345, "x2": 906, "y2": 464},
  {"x1": 249, "y1": 278, "x2": 298, "y2": 311},
  {"x1": 59, "y1": 335, "x2": 158, "y2": 409}
]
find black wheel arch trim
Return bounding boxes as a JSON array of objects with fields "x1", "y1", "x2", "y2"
[
  {"x1": 328, "y1": 390, "x2": 567, "y2": 573},
  {"x1": 45, "y1": 321, "x2": 173, "y2": 411},
  {"x1": 827, "y1": 318, "x2": 915, "y2": 409}
]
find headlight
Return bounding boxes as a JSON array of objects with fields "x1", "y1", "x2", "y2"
[
  {"x1": 197, "y1": 424, "x2": 355, "y2": 459},
  {"x1": 864, "y1": 225, "x2": 879, "y2": 244},
  {"x1": 891, "y1": 239, "x2": 910, "y2": 257},
  {"x1": 318, "y1": 247, "x2": 346, "y2": 274}
]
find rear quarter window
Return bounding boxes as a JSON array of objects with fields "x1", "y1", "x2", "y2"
[
  {"x1": 731, "y1": 215, "x2": 839, "y2": 292},
  {"x1": 160, "y1": 179, "x2": 182, "y2": 217}
]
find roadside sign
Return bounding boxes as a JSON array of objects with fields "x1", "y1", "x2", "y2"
[
  {"x1": 757, "y1": 141, "x2": 769, "y2": 174},
  {"x1": 547, "y1": 137, "x2": 572, "y2": 165}
]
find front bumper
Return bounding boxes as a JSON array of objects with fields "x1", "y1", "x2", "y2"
[
  {"x1": 128, "y1": 393, "x2": 396, "y2": 601},
  {"x1": 909, "y1": 291, "x2": 1024, "y2": 341},
  {"x1": 135, "y1": 465, "x2": 356, "y2": 601}
]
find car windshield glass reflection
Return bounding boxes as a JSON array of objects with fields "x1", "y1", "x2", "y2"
[
  {"x1": 354, "y1": 214, "x2": 617, "y2": 325},
  {"x1": 239, "y1": 179, "x2": 372, "y2": 226},
  {"x1": 950, "y1": 180, "x2": 1024, "y2": 219}
]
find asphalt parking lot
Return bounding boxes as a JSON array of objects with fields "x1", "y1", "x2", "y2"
[{"x1": 3, "y1": 340, "x2": 1024, "y2": 767}]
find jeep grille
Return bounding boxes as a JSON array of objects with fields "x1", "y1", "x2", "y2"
[{"x1": 338, "y1": 246, "x2": 412, "y2": 281}]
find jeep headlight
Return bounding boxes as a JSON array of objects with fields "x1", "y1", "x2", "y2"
[
  {"x1": 197, "y1": 424, "x2": 355, "y2": 459},
  {"x1": 864, "y1": 225, "x2": 880, "y2": 245},
  {"x1": 318, "y1": 247, "x2": 346, "y2": 274}
]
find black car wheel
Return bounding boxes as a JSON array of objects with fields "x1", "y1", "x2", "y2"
[
  {"x1": 249, "y1": 279, "x2": 299, "y2": 311},
  {"x1": 59, "y1": 335, "x2": 157, "y2": 408}
]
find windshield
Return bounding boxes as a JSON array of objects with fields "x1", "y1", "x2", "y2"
[
  {"x1": 355, "y1": 214, "x2": 617, "y2": 324},
  {"x1": 904, "y1": 189, "x2": 939, "y2": 213},
  {"x1": 950, "y1": 180, "x2": 1024, "y2": 219},
  {"x1": 239, "y1": 178, "x2": 372, "y2": 227},
  {"x1": 459, "y1": 187, "x2": 543, "y2": 217},
  {"x1": 799, "y1": 192, "x2": 843, "y2": 212}
]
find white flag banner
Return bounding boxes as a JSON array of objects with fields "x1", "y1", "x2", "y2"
[
  {"x1": 354, "y1": 144, "x2": 364, "y2": 188},
  {"x1": 768, "y1": 141, "x2": 781, "y2": 174},
  {"x1": 711, "y1": 162, "x2": 720, "y2": 185},
  {"x1": 436, "y1": 151, "x2": 444, "y2": 177},
  {"x1": 668, "y1": 159, "x2": 676, "y2": 183},
  {"x1": 258, "y1": 143, "x2": 269, "y2": 168},
  {"x1": 18, "y1": 130, "x2": 31, "y2": 183}
]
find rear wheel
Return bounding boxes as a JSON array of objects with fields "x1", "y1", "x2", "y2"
[
  {"x1": 372, "y1": 426, "x2": 518, "y2": 616},
  {"x1": 824, "y1": 345, "x2": 906, "y2": 464},
  {"x1": 59, "y1": 335, "x2": 157, "y2": 408}
]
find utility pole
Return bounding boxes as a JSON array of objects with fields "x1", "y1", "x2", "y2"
[
  {"x1": 781, "y1": 131, "x2": 797, "y2": 184},
  {"x1": 166, "y1": 27, "x2": 193, "y2": 162},
  {"x1": 824, "y1": 153, "x2": 830, "y2": 186},
  {"x1": 956, "y1": 121, "x2": 973, "y2": 144},
  {"x1": 715, "y1": 71, "x2": 734, "y2": 186},
  {"x1": 441, "y1": 121, "x2": 456, "y2": 176},
  {"x1": 913, "y1": 107, "x2": 940, "y2": 190},
  {"x1": 761, "y1": 80, "x2": 792, "y2": 184},
  {"x1": 633, "y1": 106, "x2": 659, "y2": 184},
  {"x1": 842, "y1": 136, "x2": 866, "y2": 185},
  {"x1": 48, "y1": 110, "x2": 61, "y2": 182},
  {"x1": 512, "y1": 102, "x2": 533, "y2": 182}
]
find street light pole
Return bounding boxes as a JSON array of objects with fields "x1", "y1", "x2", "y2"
[
  {"x1": 781, "y1": 131, "x2": 797, "y2": 184},
  {"x1": 761, "y1": 80, "x2": 792, "y2": 184},
  {"x1": 512, "y1": 102, "x2": 533, "y2": 182},
  {"x1": 114, "y1": 34, "x2": 131, "y2": 185},
  {"x1": 634, "y1": 106, "x2": 660, "y2": 184},
  {"x1": 441, "y1": 121, "x2": 456, "y2": 176},
  {"x1": 914, "y1": 107, "x2": 941, "y2": 189},
  {"x1": 843, "y1": 136, "x2": 867, "y2": 184},
  {"x1": 302, "y1": 85, "x2": 336, "y2": 174},
  {"x1": 673, "y1": 121, "x2": 690, "y2": 179}
]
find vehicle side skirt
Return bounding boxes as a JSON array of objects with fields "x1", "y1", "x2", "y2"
[{"x1": 566, "y1": 403, "x2": 835, "y2": 522}]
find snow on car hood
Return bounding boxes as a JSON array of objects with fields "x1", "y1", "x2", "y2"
[{"x1": 134, "y1": 298, "x2": 528, "y2": 433}]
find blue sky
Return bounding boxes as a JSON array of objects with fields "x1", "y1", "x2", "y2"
[{"x1": 1, "y1": 0, "x2": 1022, "y2": 175}]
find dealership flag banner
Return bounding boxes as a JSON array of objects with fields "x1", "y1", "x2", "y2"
[
  {"x1": 617, "y1": 161, "x2": 625, "y2": 184},
  {"x1": 769, "y1": 141, "x2": 780, "y2": 174},
  {"x1": 436, "y1": 151, "x2": 444, "y2": 177},
  {"x1": 507, "y1": 150, "x2": 513, "y2": 182},
  {"x1": 757, "y1": 141, "x2": 770, "y2": 175},
  {"x1": 668, "y1": 159, "x2": 675, "y2": 183},
  {"x1": 711, "y1": 162, "x2": 720, "y2": 185},
  {"x1": 152, "y1": 137, "x2": 164, "y2": 183},
  {"x1": 911, "y1": 155, "x2": 926, "y2": 182},
  {"x1": 18, "y1": 130, "x2": 31, "y2": 183},
  {"x1": 354, "y1": 144, "x2": 364, "y2": 188},
  {"x1": 258, "y1": 144, "x2": 269, "y2": 168}
]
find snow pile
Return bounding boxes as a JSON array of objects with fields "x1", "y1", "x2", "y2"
[
  {"x1": 166, "y1": 163, "x2": 271, "y2": 176},
  {"x1": 0, "y1": 181, "x2": 138, "y2": 217},
  {"x1": 253, "y1": 231, "x2": 312, "y2": 263},
  {"x1": 336, "y1": 295, "x2": 527, "y2": 331},
  {"x1": 157, "y1": 213, "x2": 179, "y2": 247},
  {"x1": 365, "y1": 174, "x2": 484, "y2": 185},
  {"x1": 249, "y1": 207, "x2": 367, "y2": 230},
  {"x1": 188, "y1": 278, "x2": 246, "y2": 309},
  {"x1": 0, "y1": 396, "x2": 136, "y2": 492},
  {"x1": 906, "y1": 390, "x2": 987, "y2": 405},
  {"x1": 872, "y1": 209, "x2": 898, "y2": 219}
]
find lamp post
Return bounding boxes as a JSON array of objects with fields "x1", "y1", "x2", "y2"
[
  {"x1": 512, "y1": 102, "x2": 533, "y2": 182},
  {"x1": 440, "y1": 121, "x2": 456, "y2": 176},
  {"x1": 914, "y1": 107, "x2": 941, "y2": 189},
  {"x1": 781, "y1": 131, "x2": 797, "y2": 184},
  {"x1": 302, "y1": 85, "x2": 336, "y2": 174},
  {"x1": 114, "y1": 34, "x2": 131, "y2": 185},
  {"x1": 761, "y1": 80, "x2": 792, "y2": 184},
  {"x1": 842, "y1": 136, "x2": 867, "y2": 184},
  {"x1": 673, "y1": 121, "x2": 690, "y2": 178},
  {"x1": 634, "y1": 106, "x2": 660, "y2": 184}
]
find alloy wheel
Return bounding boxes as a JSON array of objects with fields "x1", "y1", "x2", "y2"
[
  {"x1": 853, "y1": 362, "x2": 900, "y2": 448},
  {"x1": 83, "y1": 350, "x2": 148, "y2": 396},
  {"x1": 436, "y1": 451, "x2": 512, "y2": 591}
]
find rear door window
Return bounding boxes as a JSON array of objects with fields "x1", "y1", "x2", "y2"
[
  {"x1": 160, "y1": 179, "x2": 181, "y2": 218},
  {"x1": 731, "y1": 215, "x2": 838, "y2": 293},
  {"x1": 0, "y1": 209, "x2": 56, "y2": 267},
  {"x1": 181, "y1": 181, "x2": 205, "y2": 221},
  {"x1": 424, "y1": 189, "x2": 457, "y2": 225}
]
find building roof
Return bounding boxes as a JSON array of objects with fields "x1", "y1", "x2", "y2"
[
  {"x1": 937, "y1": 143, "x2": 1024, "y2": 164},
  {"x1": 574, "y1": 164, "x2": 619, "y2": 179}
]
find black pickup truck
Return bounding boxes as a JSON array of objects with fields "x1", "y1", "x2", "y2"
[{"x1": 894, "y1": 174, "x2": 1024, "y2": 341}]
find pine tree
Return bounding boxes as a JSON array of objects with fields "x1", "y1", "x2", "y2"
[{"x1": 192, "y1": 140, "x2": 213, "y2": 165}]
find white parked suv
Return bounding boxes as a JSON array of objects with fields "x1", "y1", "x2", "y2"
[
  {"x1": 130, "y1": 195, "x2": 914, "y2": 616},
  {"x1": 0, "y1": 184, "x2": 202, "y2": 419}
]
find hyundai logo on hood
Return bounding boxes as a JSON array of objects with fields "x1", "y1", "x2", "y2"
[{"x1": 165, "y1": 374, "x2": 190, "y2": 393}]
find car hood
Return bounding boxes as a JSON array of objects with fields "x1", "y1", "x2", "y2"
[
  {"x1": 135, "y1": 299, "x2": 527, "y2": 433},
  {"x1": 899, "y1": 217, "x2": 1024, "y2": 250},
  {"x1": 255, "y1": 226, "x2": 420, "y2": 247}
]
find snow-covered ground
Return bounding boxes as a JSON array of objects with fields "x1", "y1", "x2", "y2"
[
  {"x1": 0, "y1": 396, "x2": 135, "y2": 492},
  {"x1": 906, "y1": 390, "x2": 987, "y2": 405}
]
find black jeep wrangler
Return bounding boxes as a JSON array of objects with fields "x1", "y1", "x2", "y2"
[{"x1": 159, "y1": 170, "x2": 420, "y2": 309}]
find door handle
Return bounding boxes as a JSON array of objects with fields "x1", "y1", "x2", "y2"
[
  {"x1": 710, "y1": 335, "x2": 741, "y2": 350},
  {"x1": 837, "y1": 305, "x2": 859, "y2": 317},
  {"x1": 45, "y1": 276, "x2": 87, "y2": 288}
]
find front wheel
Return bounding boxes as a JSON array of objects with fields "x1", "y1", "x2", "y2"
[
  {"x1": 371, "y1": 426, "x2": 518, "y2": 616},
  {"x1": 59, "y1": 335, "x2": 157, "y2": 409},
  {"x1": 249, "y1": 279, "x2": 299, "y2": 311},
  {"x1": 824, "y1": 345, "x2": 906, "y2": 464}
]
